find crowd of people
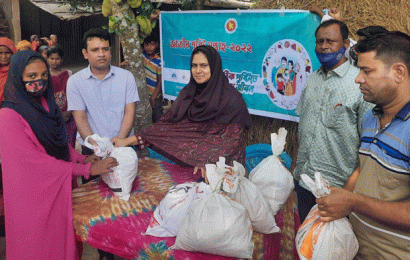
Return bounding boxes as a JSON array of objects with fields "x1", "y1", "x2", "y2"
[{"x1": 0, "y1": 4, "x2": 408, "y2": 260}]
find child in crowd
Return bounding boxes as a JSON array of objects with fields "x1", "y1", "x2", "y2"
[
  {"x1": 49, "y1": 34, "x2": 58, "y2": 46},
  {"x1": 46, "y1": 46, "x2": 76, "y2": 149},
  {"x1": 38, "y1": 45, "x2": 49, "y2": 60},
  {"x1": 30, "y1": 34, "x2": 41, "y2": 51},
  {"x1": 142, "y1": 33, "x2": 163, "y2": 123}
]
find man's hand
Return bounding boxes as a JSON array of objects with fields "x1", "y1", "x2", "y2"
[
  {"x1": 87, "y1": 137, "x2": 97, "y2": 146},
  {"x1": 328, "y1": 8, "x2": 342, "y2": 20},
  {"x1": 193, "y1": 166, "x2": 208, "y2": 183},
  {"x1": 84, "y1": 154, "x2": 101, "y2": 164},
  {"x1": 90, "y1": 157, "x2": 118, "y2": 176},
  {"x1": 309, "y1": 4, "x2": 325, "y2": 18},
  {"x1": 316, "y1": 187, "x2": 355, "y2": 222}
]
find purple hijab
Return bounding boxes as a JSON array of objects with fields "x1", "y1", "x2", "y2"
[{"x1": 163, "y1": 45, "x2": 251, "y2": 126}]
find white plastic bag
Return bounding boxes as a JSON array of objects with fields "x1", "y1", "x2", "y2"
[
  {"x1": 249, "y1": 128, "x2": 294, "y2": 215},
  {"x1": 84, "y1": 134, "x2": 114, "y2": 158},
  {"x1": 204, "y1": 157, "x2": 241, "y2": 193},
  {"x1": 172, "y1": 159, "x2": 254, "y2": 258},
  {"x1": 172, "y1": 192, "x2": 254, "y2": 258},
  {"x1": 84, "y1": 134, "x2": 138, "y2": 201},
  {"x1": 295, "y1": 172, "x2": 359, "y2": 260},
  {"x1": 229, "y1": 177, "x2": 280, "y2": 234},
  {"x1": 209, "y1": 158, "x2": 280, "y2": 234},
  {"x1": 145, "y1": 182, "x2": 211, "y2": 237}
]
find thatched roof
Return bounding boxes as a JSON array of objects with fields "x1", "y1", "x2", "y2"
[
  {"x1": 253, "y1": 0, "x2": 410, "y2": 39},
  {"x1": 29, "y1": 0, "x2": 255, "y2": 21},
  {"x1": 29, "y1": 1, "x2": 102, "y2": 20},
  {"x1": 152, "y1": 0, "x2": 254, "y2": 9}
]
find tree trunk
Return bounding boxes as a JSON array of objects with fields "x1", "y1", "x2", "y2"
[{"x1": 111, "y1": 1, "x2": 152, "y2": 134}]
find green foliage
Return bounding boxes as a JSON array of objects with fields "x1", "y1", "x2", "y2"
[
  {"x1": 70, "y1": 0, "x2": 159, "y2": 38},
  {"x1": 127, "y1": 0, "x2": 142, "y2": 8},
  {"x1": 180, "y1": 0, "x2": 210, "y2": 10},
  {"x1": 102, "y1": 0, "x2": 112, "y2": 17},
  {"x1": 67, "y1": 0, "x2": 103, "y2": 13}
]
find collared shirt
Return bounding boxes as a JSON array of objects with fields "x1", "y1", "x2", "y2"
[
  {"x1": 67, "y1": 65, "x2": 139, "y2": 143},
  {"x1": 143, "y1": 52, "x2": 161, "y2": 96},
  {"x1": 294, "y1": 61, "x2": 373, "y2": 189},
  {"x1": 351, "y1": 102, "x2": 410, "y2": 259}
]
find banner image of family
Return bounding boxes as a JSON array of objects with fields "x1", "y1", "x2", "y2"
[{"x1": 160, "y1": 10, "x2": 322, "y2": 121}]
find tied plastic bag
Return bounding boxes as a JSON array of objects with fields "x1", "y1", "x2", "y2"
[
  {"x1": 208, "y1": 157, "x2": 280, "y2": 234},
  {"x1": 172, "y1": 159, "x2": 254, "y2": 258},
  {"x1": 249, "y1": 128, "x2": 294, "y2": 215},
  {"x1": 295, "y1": 172, "x2": 359, "y2": 260},
  {"x1": 84, "y1": 134, "x2": 114, "y2": 158},
  {"x1": 145, "y1": 182, "x2": 211, "y2": 237},
  {"x1": 204, "y1": 157, "x2": 241, "y2": 193},
  {"x1": 84, "y1": 134, "x2": 138, "y2": 201}
]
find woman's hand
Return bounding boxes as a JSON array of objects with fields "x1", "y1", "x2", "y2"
[
  {"x1": 112, "y1": 135, "x2": 148, "y2": 149},
  {"x1": 193, "y1": 166, "x2": 208, "y2": 183},
  {"x1": 84, "y1": 154, "x2": 101, "y2": 164},
  {"x1": 111, "y1": 137, "x2": 130, "y2": 147},
  {"x1": 90, "y1": 157, "x2": 118, "y2": 176}
]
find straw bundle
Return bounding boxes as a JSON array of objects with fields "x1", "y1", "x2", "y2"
[
  {"x1": 253, "y1": 0, "x2": 410, "y2": 37},
  {"x1": 248, "y1": 0, "x2": 410, "y2": 152}
]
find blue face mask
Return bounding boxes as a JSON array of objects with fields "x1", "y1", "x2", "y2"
[{"x1": 315, "y1": 46, "x2": 346, "y2": 69}]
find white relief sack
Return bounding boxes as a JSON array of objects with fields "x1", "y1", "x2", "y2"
[
  {"x1": 209, "y1": 157, "x2": 280, "y2": 234},
  {"x1": 295, "y1": 172, "x2": 359, "y2": 260},
  {"x1": 249, "y1": 128, "x2": 294, "y2": 215},
  {"x1": 172, "y1": 159, "x2": 254, "y2": 258},
  {"x1": 145, "y1": 182, "x2": 211, "y2": 237},
  {"x1": 84, "y1": 134, "x2": 138, "y2": 201}
]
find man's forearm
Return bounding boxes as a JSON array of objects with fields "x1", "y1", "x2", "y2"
[
  {"x1": 343, "y1": 166, "x2": 360, "y2": 191},
  {"x1": 352, "y1": 195, "x2": 410, "y2": 231},
  {"x1": 117, "y1": 102, "x2": 136, "y2": 138},
  {"x1": 72, "y1": 110, "x2": 93, "y2": 140}
]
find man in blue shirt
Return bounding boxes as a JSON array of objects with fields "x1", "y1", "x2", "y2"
[
  {"x1": 67, "y1": 28, "x2": 139, "y2": 156},
  {"x1": 317, "y1": 31, "x2": 410, "y2": 259}
]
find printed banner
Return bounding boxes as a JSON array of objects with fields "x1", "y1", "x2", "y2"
[{"x1": 160, "y1": 10, "x2": 322, "y2": 121}]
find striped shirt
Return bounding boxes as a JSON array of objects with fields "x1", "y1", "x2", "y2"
[
  {"x1": 351, "y1": 102, "x2": 410, "y2": 259},
  {"x1": 143, "y1": 52, "x2": 161, "y2": 96}
]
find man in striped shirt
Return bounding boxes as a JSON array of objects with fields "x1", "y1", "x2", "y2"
[{"x1": 317, "y1": 31, "x2": 410, "y2": 259}]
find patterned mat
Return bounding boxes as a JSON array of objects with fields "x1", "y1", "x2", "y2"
[{"x1": 73, "y1": 157, "x2": 300, "y2": 259}]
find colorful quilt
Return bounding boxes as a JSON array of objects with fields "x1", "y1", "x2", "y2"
[{"x1": 73, "y1": 157, "x2": 300, "y2": 259}]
